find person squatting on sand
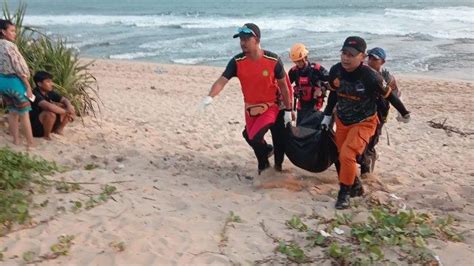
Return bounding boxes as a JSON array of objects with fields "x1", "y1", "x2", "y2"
[
  {"x1": 320, "y1": 36, "x2": 411, "y2": 209},
  {"x1": 0, "y1": 19, "x2": 35, "y2": 148},
  {"x1": 29, "y1": 71, "x2": 76, "y2": 140},
  {"x1": 201, "y1": 23, "x2": 293, "y2": 174},
  {"x1": 288, "y1": 43, "x2": 330, "y2": 125},
  {"x1": 359, "y1": 47, "x2": 403, "y2": 175}
]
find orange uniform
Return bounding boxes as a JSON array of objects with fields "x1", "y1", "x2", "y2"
[{"x1": 222, "y1": 50, "x2": 287, "y2": 171}]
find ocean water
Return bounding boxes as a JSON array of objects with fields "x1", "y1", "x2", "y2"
[{"x1": 5, "y1": 0, "x2": 474, "y2": 78}]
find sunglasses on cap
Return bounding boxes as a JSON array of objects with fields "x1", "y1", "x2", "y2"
[{"x1": 237, "y1": 26, "x2": 257, "y2": 37}]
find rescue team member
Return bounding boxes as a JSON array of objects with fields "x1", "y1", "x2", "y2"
[
  {"x1": 321, "y1": 36, "x2": 411, "y2": 209},
  {"x1": 200, "y1": 23, "x2": 292, "y2": 174},
  {"x1": 288, "y1": 43, "x2": 329, "y2": 125},
  {"x1": 359, "y1": 47, "x2": 403, "y2": 175}
]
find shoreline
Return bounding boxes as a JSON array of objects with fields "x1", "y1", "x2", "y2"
[{"x1": 83, "y1": 57, "x2": 474, "y2": 82}]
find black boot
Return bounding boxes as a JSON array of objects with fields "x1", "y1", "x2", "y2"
[
  {"x1": 350, "y1": 176, "x2": 364, "y2": 198},
  {"x1": 266, "y1": 144, "x2": 274, "y2": 158},
  {"x1": 258, "y1": 160, "x2": 270, "y2": 175},
  {"x1": 257, "y1": 145, "x2": 273, "y2": 175},
  {"x1": 274, "y1": 164, "x2": 282, "y2": 172},
  {"x1": 335, "y1": 184, "x2": 351, "y2": 209}
]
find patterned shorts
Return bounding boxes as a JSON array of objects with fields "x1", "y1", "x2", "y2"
[{"x1": 0, "y1": 74, "x2": 31, "y2": 114}]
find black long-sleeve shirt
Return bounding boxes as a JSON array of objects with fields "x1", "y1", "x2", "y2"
[{"x1": 323, "y1": 63, "x2": 409, "y2": 125}]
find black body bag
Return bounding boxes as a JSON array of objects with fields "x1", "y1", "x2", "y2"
[{"x1": 285, "y1": 112, "x2": 338, "y2": 173}]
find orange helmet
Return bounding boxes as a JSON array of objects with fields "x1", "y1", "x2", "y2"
[{"x1": 290, "y1": 43, "x2": 309, "y2": 62}]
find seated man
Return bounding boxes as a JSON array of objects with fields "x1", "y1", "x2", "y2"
[{"x1": 30, "y1": 71, "x2": 75, "y2": 140}]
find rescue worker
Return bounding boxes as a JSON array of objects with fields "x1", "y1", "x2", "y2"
[
  {"x1": 288, "y1": 43, "x2": 329, "y2": 125},
  {"x1": 360, "y1": 47, "x2": 403, "y2": 175},
  {"x1": 200, "y1": 23, "x2": 293, "y2": 174},
  {"x1": 321, "y1": 36, "x2": 411, "y2": 209}
]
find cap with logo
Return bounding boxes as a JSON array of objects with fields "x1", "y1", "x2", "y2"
[{"x1": 341, "y1": 36, "x2": 367, "y2": 56}]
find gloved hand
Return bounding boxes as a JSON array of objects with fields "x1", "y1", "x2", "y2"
[
  {"x1": 396, "y1": 112, "x2": 410, "y2": 123},
  {"x1": 198, "y1": 96, "x2": 213, "y2": 111},
  {"x1": 320, "y1": 115, "x2": 332, "y2": 131},
  {"x1": 284, "y1": 110, "x2": 292, "y2": 126}
]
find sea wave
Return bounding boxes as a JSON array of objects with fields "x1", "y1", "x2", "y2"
[
  {"x1": 109, "y1": 51, "x2": 161, "y2": 60},
  {"x1": 23, "y1": 6, "x2": 474, "y2": 39}
]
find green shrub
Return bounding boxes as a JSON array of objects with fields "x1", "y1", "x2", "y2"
[
  {"x1": 2, "y1": 1, "x2": 101, "y2": 117},
  {"x1": 0, "y1": 147, "x2": 57, "y2": 190},
  {"x1": 0, "y1": 147, "x2": 58, "y2": 231}
]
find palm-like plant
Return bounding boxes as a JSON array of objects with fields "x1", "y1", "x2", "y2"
[{"x1": 2, "y1": 1, "x2": 101, "y2": 118}]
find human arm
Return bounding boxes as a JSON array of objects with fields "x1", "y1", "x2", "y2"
[
  {"x1": 60, "y1": 96, "x2": 76, "y2": 120},
  {"x1": 208, "y1": 76, "x2": 229, "y2": 98},
  {"x1": 200, "y1": 59, "x2": 235, "y2": 108},
  {"x1": 320, "y1": 65, "x2": 339, "y2": 130},
  {"x1": 386, "y1": 91, "x2": 410, "y2": 122},
  {"x1": 208, "y1": 58, "x2": 235, "y2": 97},
  {"x1": 38, "y1": 100, "x2": 67, "y2": 115},
  {"x1": 373, "y1": 70, "x2": 410, "y2": 121},
  {"x1": 275, "y1": 59, "x2": 291, "y2": 110},
  {"x1": 317, "y1": 65, "x2": 330, "y2": 82}
]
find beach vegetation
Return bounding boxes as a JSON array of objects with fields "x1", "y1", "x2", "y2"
[
  {"x1": 0, "y1": 147, "x2": 58, "y2": 232},
  {"x1": 2, "y1": 1, "x2": 101, "y2": 117},
  {"x1": 109, "y1": 241, "x2": 126, "y2": 252},
  {"x1": 265, "y1": 206, "x2": 463, "y2": 265},
  {"x1": 22, "y1": 250, "x2": 36, "y2": 263},
  {"x1": 84, "y1": 184, "x2": 117, "y2": 210},
  {"x1": 277, "y1": 241, "x2": 308, "y2": 263}
]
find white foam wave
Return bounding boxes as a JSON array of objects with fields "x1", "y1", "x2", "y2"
[
  {"x1": 385, "y1": 6, "x2": 474, "y2": 24},
  {"x1": 171, "y1": 57, "x2": 208, "y2": 65},
  {"x1": 109, "y1": 51, "x2": 160, "y2": 60},
  {"x1": 23, "y1": 6, "x2": 474, "y2": 39}
]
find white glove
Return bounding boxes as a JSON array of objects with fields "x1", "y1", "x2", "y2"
[
  {"x1": 396, "y1": 112, "x2": 411, "y2": 123},
  {"x1": 320, "y1": 115, "x2": 332, "y2": 131},
  {"x1": 198, "y1": 96, "x2": 213, "y2": 111},
  {"x1": 283, "y1": 110, "x2": 292, "y2": 126}
]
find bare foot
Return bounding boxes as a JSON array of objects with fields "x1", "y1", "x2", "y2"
[
  {"x1": 43, "y1": 135, "x2": 52, "y2": 141},
  {"x1": 13, "y1": 139, "x2": 21, "y2": 145},
  {"x1": 26, "y1": 142, "x2": 36, "y2": 151}
]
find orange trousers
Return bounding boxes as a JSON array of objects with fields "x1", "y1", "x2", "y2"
[{"x1": 335, "y1": 114, "x2": 378, "y2": 185}]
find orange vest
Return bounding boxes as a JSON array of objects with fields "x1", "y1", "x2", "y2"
[{"x1": 235, "y1": 52, "x2": 280, "y2": 105}]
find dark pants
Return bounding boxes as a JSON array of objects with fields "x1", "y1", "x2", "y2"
[
  {"x1": 242, "y1": 110, "x2": 286, "y2": 170},
  {"x1": 359, "y1": 121, "x2": 385, "y2": 174}
]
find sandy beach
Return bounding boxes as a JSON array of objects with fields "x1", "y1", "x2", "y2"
[{"x1": 1, "y1": 59, "x2": 473, "y2": 265}]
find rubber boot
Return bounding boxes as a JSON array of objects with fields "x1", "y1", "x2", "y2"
[
  {"x1": 335, "y1": 184, "x2": 351, "y2": 209},
  {"x1": 266, "y1": 144, "x2": 274, "y2": 158},
  {"x1": 258, "y1": 161, "x2": 270, "y2": 175},
  {"x1": 257, "y1": 145, "x2": 273, "y2": 175},
  {"x1": 350, "y1": 176, "x2": 364, "y2": 198},
  {"x1": 274, "y1": 164, "x2": 282, "y2": 172}
]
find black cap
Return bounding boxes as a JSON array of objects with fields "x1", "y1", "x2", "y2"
[
  {"x1": 232, "y1": 23, "x2": 261, "y2": 39},
  {"x1": 341, "y1": 36, "x2": 367, "y2": 56}
]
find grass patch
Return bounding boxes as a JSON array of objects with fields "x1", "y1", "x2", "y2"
[
  {"x1": 0, "y1": 147, "x2": 58, "y2": 233},
  {"x1": 84, "y1": 163, "x2": 99, "y2": 170}
]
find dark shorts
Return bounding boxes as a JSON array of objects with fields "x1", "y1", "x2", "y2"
[{"x1": 31, "y1": 113, "x2": 61, "y2": 137}]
